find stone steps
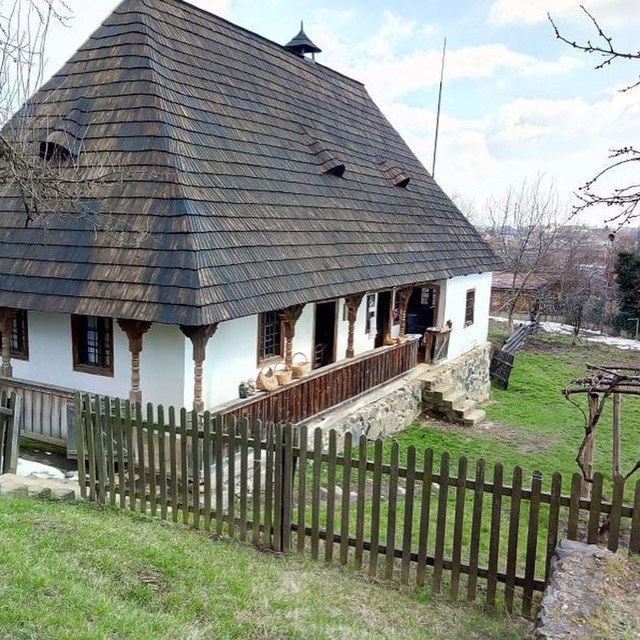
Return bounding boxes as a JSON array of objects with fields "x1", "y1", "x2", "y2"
[{"x1": 422, "y1": 381, "x2": 486, "y2": 427}]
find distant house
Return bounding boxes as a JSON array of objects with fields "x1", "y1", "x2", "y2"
[
  {"x1": 490, "y1": 272, "x2": 548, "y2": 315},
  {"x1": 0, "y1": 0, "x2": 499, "y2": 446}
]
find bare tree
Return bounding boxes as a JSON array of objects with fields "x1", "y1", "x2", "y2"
[
  {"x1": 484, "y1": 175, "x2": 565, "y2": 329},
  {"x1": 549, "y1": 6, "x2": 640, "y2": 226}
]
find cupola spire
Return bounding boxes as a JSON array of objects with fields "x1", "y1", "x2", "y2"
[{"x1": 284, "y1": 21, "x2": 321, "y2": 60}]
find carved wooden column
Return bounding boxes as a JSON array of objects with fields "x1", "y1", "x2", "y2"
[
  {"x1": 344, "y1": 293, "x2": 364, "y2": 358},
  {"x1": 279, "y1": 304, "x2": 305, "y2": 367},
  {"x1": 117, "y1": 319, "x2": 152, "y2": 404},
  {"x1": 0, "y1": 308, "x2": 17, "y2": 378},
  {"x1": 397, "y1": 287, "x2": 413, "y2": 336},
  {"x1": 180, "y1": 323, "x2": 218, "y2": 413}
]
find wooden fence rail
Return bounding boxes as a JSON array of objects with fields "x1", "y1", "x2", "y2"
[{"x1": 77, "y1": 393, "x2": 640, "y2": 620}]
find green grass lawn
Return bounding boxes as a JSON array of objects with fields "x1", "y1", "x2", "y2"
[{"x1": 0, "y1": 497, "x2": 529, "y2": 640}]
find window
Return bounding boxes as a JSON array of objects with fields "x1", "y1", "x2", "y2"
[
  {"x1": 465, "y1": 289, "x2": 476, "y2": 326},
  {"x1": 258, "y1": 310, "x2": 283, "y2": 363},
  {"x1": 0, "y1": 310, "x2": 29, "y2": 360},
  {"x1": 71, "y1": 315, "x2": 113, "y2": 375}
]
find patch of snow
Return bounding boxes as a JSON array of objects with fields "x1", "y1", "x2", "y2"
[
  {"x1": 490, "y1": 316, "x2": 640, "y2": 351},
  {"x1": 16, "y1": 458, "x2": 66, "y2": 479}
]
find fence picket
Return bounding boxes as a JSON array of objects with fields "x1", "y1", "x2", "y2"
[
  {"x1": 311, "y1": 427, "x2": 323, "y2": 560},
  {"x1": 74, "y1": 394, "x2": 86, "y2": 499},
  {"x1": 215, "y1": 414, "x2": 224, "y2": 536},
  {"x1": 587, "y1": 473, "x2": 604, "y2": 544},
  {"x1": 523, "y1": 471, "x2": 542, "y2": 618},
  {"x1": 401, "y1": 446, "x2": 416, "y2": 585},
  {"x1": 630, "y1": 480, "x2": 640, "y2": 554},
  {"x1": 296, "y1": 425, "x2": 308, "y2": 555},
  {"x1": 567, "y1": 473, "x2": 581, "y2": 540},
  {"x1": 486, "y1": 463, "x2": 504, "y2": 608},
  {"x1": 416, "y1": 448, "x2": 434, "y2": 587},
  {"x1": 467, "y1": 459, "x2": 485, "y2": 602},
  {"x1": 369, "y1": 439, "x2": 383, "y2": 579},
  {"x1": 135, "y1": 403, "x2": 146, "y2": 514},
  {"x1": 251, "y1": 420, "x2": 263, "y2": 546},
  {"x1": 282, "y1": 424, "x2": 293, "y2": 552},
  {"x1": 340, "y1": 431, "x2": 353, "y2": 566},
  {"x1": 354, "y1": 434, "x2": 367, "y2": 570},
  {"x1": 114, "y1": 399, "x2": 126, "y2": 509},
  {"x1": 385, "y1": 442, "x2": 399, "y2": 580},
  {"x1": 239, "y1": 419, "x2": 249, "y2": 542},
  {"x1": 179, "y1": 409, "x2": 189, "y2": 524},
  {"x1": 157, "y1": 405, "x2": 167, "y2": 519},
  {"x1": 202, "y1": 412, "x2": 212, "y2": 532},
  {"x1": 505, "y1": 466, "x2": 523, "y2": 613},
  {"x1": 125, "y1": 402, "x2": 136, "y2": 511},
  {"x1": 228, "y1": 417, "x2": 237, "y2": 539},
  {"x1": 545, "y1": 472, "x2": 562, "y2": 583},
  {"x1": 450, "y1": 456, "x2": 467, "y2": 600},
  {"x1": 85, "y1": 396, "x2": 97, "y2": 503},
  {"x1": 263, "y1": 424, "x2": 275, "y2": 549},
  {"x1": 325, "y1": 430, "x2": 337, "y2": 564},
  {"x1": 190, "y1": 409, "x2": 200, "y2": 529},
  {"x1": 608, "y1": 475, "x2": 625, "y2": 552},
  {"x1": 148, "y1": 403, "x2": 158, "y2": 517},
  {"x1": 432, "y1": 451, "x2": 450, "y2": 594},
  {"x1": 95, "y1": 399, "x2": 108, "y2": 506},
  {"x1": 273, "y1": 423, "x2": 283, "y2": 552},
  {"x1": 168, "y1": 406, "x2": 178, "y2": 522}
]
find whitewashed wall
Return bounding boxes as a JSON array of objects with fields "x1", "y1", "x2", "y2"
[
  {"x1": 441, "y1": 272, "x2": 492, "y2": 360},
  {"x1": 11, "y1": 312, "x2": 186, "y2": 408}
]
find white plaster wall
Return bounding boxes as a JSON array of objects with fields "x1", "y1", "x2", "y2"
[
  {"x1": 353, "y1": 293, "x2": 377, "y2": 356},
  {"x1": 11, "y1": 312, "x2": 185, "y2": 407},
  {"x1": 441, "y1": 272, "x2": 493, "y2": 360},
  {"x1": 291, "y1": 304, "x2": 315, "y2": 364}
]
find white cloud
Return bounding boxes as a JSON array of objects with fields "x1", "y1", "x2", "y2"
[{"x1": 488, "y1": 0, "x2": 640, "y2": 26}]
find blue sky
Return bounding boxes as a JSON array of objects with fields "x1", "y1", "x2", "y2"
[{"x1": 41, "y1": 0, "x2": 640, "y2": 226}]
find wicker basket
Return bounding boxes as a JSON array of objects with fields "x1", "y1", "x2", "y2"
[
  {"x1": 291, "y1": 352, "x2": 311, "y2": 378},
  {"x1": 256, "y1": 366, "x2": 279, "y2": 392},
  {"x1": 274, "y1": 362, "x2": 293, "y2": 386}
]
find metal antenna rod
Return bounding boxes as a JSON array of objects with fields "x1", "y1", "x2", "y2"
[{"x1": 431, "y1": 37, "x2": 447, "y2": 178}]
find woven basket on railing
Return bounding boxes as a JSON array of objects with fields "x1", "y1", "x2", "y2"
[
  {"x1": 256, "y1": 366, "x2": 279, "y2": 392},
  {"x1": 274, "y1": 362, "x2": 293, "y2": 386},
  {"x1": 291, "y1": 352, "x2": 311, "y2": 378}
]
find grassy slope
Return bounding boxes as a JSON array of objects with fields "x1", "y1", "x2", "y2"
[{"x1": 0, "y1": 497, "x2": 528, "y2": 640}]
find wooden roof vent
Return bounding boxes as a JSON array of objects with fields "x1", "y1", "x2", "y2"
[
  {"x1": 284, "y1": 21, "x2": 321, "y2": 60},
  {"x1": 39, "y1": 99, "x2": 88, "y2": 162},
  {"x1": 310, "y1": 140, "x2": 345, "y2": 177},
  {"x1": 378, "y1": 158, "x2": 410, "y2": 188}
]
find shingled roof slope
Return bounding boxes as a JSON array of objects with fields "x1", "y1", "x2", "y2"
[{"x1": 0, "y1": 0, "x2": 501, "y2": 325}]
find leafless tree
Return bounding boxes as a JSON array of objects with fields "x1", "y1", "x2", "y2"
[
  {"x1": 484, "y1": 175, "x2": 566, "y2": 329},
  {"x1": 549, "y1": 6, "x2": 640, "y2": 227}
]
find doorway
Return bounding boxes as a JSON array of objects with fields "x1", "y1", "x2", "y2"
[
  {"x1": 406, "y1": 285, "x2": 440, "y2": 335},
  {"x1": 374, "y1": 290, "x2": 392, "y2": 348},
  {"x1": 313, "y1": 301, "x2": 337, "y2": 369}
]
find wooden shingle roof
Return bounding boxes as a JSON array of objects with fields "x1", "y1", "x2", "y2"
[{"x1": 0, "y1": 0, "x2": 501, "y2": 326}]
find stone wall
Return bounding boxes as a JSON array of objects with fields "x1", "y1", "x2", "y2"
[{"x1": 425, "y1": 342, "x2": 492, "y2": 402}]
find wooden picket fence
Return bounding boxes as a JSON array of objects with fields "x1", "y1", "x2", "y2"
[
  {"x1": 0, "y1": 390, "x2": 21, "y2": 474},
  {"x1": 75, "y1": 394, "x2": 640, "y2": 619}
]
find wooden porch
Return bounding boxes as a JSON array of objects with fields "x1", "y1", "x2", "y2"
[{"x1": 0, "y1": 338, "x2": 420, "y2": 455}]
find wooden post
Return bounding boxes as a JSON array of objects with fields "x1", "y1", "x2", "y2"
[
  {"x1": 582, "y1": 392, "x2": 599, "y2": 499},
  {"x1": 180, "y1": 324, "x2": 218, "y2": 413},
  {"x1": 344, "y1": 293, "x2": 364, "y2": 358},
  {"x1": 397, "y1": 287, "x2": 413, "y2": 336},
  {"x1": 0, "y1": 308, "x2": 17, "y2": 378},
  {"x1": 117, "y1": 319, "x2": 152, "y2": 404},
  {"x1": 279, "y1": 304, "x2": 305, "y2": 367},
  {"x1": 612, "y1": 392, "x2": 621, "y2": 480}
]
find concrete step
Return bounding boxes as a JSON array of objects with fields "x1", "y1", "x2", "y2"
[{"x1": 461, "y1": 409, "x2": 486, "y2": 426}]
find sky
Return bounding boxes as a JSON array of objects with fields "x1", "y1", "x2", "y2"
[{"x1": 36, "y1": 0, "x2": 640, "y2": 226}]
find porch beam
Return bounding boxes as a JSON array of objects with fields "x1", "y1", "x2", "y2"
[
  {"x1": 180, "y1": 323, "x2": 218, "y2": 413},
  {"x1": 344, "y1": 293, "x2": 364, "y2": 358},
  {"x1": 279, "y1": 304, "x2": 305, "y2": 367},
  {"x1": 117, "y1": 319, "x2": 153, "y2": 405},
  {"x1": 0, "y1": 307, "x2": 17, "y2": 377},
  {"x1": 397, "y1": 286, "x2": 413, "y2": 336}
]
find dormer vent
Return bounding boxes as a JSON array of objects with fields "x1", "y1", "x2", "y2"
[
  {"x1": 378, "y1": 159, "x2": 410, "y2": 188},
  {"x1": 39, "y1": 98, "x2": 88, "y2": 162},
  {"x1": 284, "y1": 21, "x2": 321, "y2": 60},
  {"x1": 310, "y1": 140, "x2": 345, "y2": 177}
]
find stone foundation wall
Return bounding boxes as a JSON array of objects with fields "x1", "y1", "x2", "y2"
[
  {"x1": 426, "y1": 342, "x2": 492, "y2": 402},
  {"x1": 334, "y1": 380, "x2": 423, "y2": 442}
]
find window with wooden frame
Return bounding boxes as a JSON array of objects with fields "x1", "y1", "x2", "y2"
[
  {"x1": 257, "y1": 310, "x2": 283, "y2": 364},
  {"x1": 0, "y1": 310, "x2": 29, "y2": 360},
  {"x1": 71, "y1": 315, "x2": 113, "y2": 375},
  {"x1": 465, "y1": 289, "x2": 476, "y2": 326}
]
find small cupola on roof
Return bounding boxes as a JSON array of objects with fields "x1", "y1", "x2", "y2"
[
  {"x1": 310, "y1": 140, "x2": 345, "y2": 177},
  {"x1": 39, "y1": 98, "x2": 88, "y2": 162},
  {"x1": 284, "y1": 21, "x2": 321, "y2": 60}
]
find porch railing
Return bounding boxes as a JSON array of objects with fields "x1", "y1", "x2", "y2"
[
  {"x1": 216, "y1": 338, "x2": 420, "y2": 425},
  {"x1": 0, "y1": 377, "x2": 74, "y2": 450}
]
